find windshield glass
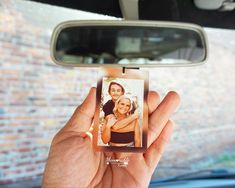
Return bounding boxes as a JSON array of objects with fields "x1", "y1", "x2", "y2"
[
  {"x1": 151, "y1": 27, "x2": 235, "y2": 180},
  {"x1": 0, "y1": 0, "x2": 235, "y2": 185}
]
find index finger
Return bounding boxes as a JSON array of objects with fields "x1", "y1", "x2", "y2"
[
  {"x1": 148, "y1": 91, "x2": 180, "y2": 146},
  {"x1": 147, "y1": 91, "x2": 160, "y2": 114}
]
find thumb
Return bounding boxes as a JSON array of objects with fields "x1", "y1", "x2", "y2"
[{"x1": 62, "y1": 87, "x2": 96, "y2": 133}]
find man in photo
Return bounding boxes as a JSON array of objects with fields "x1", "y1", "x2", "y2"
[
  {"x1": 103, "y1": 81, "x2": 125, "y2": 117},
  {"x1": 103, "y1": 81, "x2": 136, "y2": 118}
]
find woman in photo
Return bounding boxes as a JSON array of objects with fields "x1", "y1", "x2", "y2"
[{"x1": 101, "y1": 95, "x2": 141, "y2": 147}]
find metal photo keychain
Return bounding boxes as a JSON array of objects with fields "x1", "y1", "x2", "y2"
[{"x1": 93, "y1": 67, "x2": 149, "y2": 167}]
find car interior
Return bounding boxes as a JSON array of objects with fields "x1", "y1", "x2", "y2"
[{"x1": 1, "y1": 0, "x2": 235, "y2": 187}]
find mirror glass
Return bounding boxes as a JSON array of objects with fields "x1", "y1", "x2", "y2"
[{"x1": 52, "y1": 23, "x2": 207, "y2": 66}]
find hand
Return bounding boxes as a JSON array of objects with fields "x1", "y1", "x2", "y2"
[
  {"x1": 106, "y1": 116, "x2": 117, "y2": 128},
  {"x1": 134, "y1": 108, "x2": 140, "y2": 117},
  {"x1": 42, "y1": 88, "x2": 180, "y2": 188}
]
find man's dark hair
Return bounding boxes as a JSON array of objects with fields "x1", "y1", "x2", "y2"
[{"x1": 108, "y1": 82, "x2": 125, "y2": 94}]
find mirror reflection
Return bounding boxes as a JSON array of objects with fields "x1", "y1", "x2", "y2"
[{"x1": 54, "y1": 26, "x2": 206, "y2": 65}]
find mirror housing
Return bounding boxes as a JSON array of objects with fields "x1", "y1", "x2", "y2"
[{"x1": 50, "y1": 20, "x2": 208, "y2": 67}]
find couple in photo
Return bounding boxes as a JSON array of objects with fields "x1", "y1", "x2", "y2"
[{"x1": 101, "y1": 81, "x2": 141, "y2": 147}]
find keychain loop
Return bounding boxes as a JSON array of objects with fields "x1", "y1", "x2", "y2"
[{"x1": 122, "y1": 67, "x2": 140, "y2": 74}]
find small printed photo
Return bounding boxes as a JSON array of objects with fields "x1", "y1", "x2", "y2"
[{"x1": 97, "y1": 77, "x2": 145, "y2": 148}]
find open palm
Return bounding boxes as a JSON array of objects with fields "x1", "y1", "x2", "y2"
[{"x1": 42, "y1": 88, "x2": 180, "y2": 188}]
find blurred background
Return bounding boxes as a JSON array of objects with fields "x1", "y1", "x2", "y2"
[{"x1": 0, "y1": 0, "x2": 235, "y2": 187}]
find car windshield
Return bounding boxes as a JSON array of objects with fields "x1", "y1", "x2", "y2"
[
  {"x1": 151, "y1": 27, "x2": 235, "y2": 181},
  {"x1": 0, "y1": 0, "x2": 235, "y2": 186}
]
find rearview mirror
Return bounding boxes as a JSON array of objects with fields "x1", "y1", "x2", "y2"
[{"x1": 51, "y1": 20, "x2": 208, "y2": 67}]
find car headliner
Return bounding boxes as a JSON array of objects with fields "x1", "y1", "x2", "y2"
[{"x1": 30, "y1": 0, "x2": 235, "y2": 29}]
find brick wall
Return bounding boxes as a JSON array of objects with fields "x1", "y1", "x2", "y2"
[
  {"x1": 1, "y1": 0, "x2": 235, "y2": 184},
  {"x1": 0, "y1": 0, "x2": 97, "y2": 184},
  {"x1": 151, "y1": 28, "x2": 235, "y2": 178}
]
